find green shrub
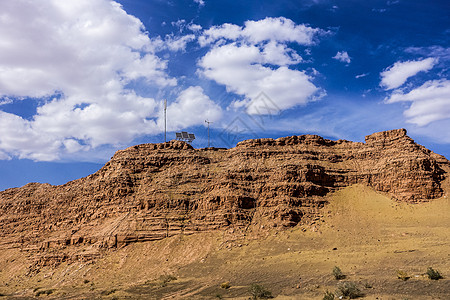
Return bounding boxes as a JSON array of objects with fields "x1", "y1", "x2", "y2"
[
  {"x1": 249, "y1": 284, "x2": 273, "y2": 299},
  {"x1": 336, "y1": 282, "x2": 363, "y2": 299},
  {"x1": 426, "y1": 267, "x2": 442, "y2": 280},
  {"x1": 332, "y1": 266, "x2": 345, "y2": 280},
  {"x1": 323, "y1": 290, "x2": 335, "y2": 300},
  {"x1": 397, "y1": 270, "x2": 410, "y2": 281},
  {"x1": 220, "y1": 282, "x2": 231, "y2": 289}
]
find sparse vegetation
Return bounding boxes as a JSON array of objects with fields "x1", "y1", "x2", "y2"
[
  {"x1": 220, "y1": 281, "x2": 231, "y2": 289},
  {"x1": 101, "y1": 289, "x2": 116, "y2": 296},
  {"x1": 159, "y1": 274, "x2": 177, "y2": 287},
  {"x1": 100, "y1": 289, "x2": 117, "y2": 296},
  {"x1": 397, "y1": 270, "x2": 410, "y2": 281},
  {"x1": 336, "y1": 282, "x2": 363, "y2": 299},
  {"x1": 83, "y1": 279, "x2": 90, "y2": 284},
  {"x1": 427, "y1": 267, "x2": 442, "y2": 280},
  {"x1": 249, "y1": 283, "x2": 273, "y2": 299},
  {"x1": 323, "y1": 290, "x2": 335, "y2": 300},
  {"x1": 332, "y1": 266, "x2": 345, "y2": 280},
  {"x1": 35, "y1": 289, "x2": 54, "y2": 296}
]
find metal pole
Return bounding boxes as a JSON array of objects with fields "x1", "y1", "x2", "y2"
[
  {"x1": 205, "y1": 120, "x2": 212, "y2": 147},
  {"x1": 164, "y1": 99, "x2": 167, "y2": 143}
]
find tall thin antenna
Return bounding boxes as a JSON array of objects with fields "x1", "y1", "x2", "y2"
[
  {"x1": 164, "y1": 99, "x2": 167, "y2": 143},
  {"x1": 205, "y1": 120, "x2": 212, "y2": 147}
]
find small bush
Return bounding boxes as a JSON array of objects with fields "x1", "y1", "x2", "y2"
[
  {"x1": 83, "y1": 279, "x2": 90, "y2": 284},
  {"x1": 35, "y1": 289, "x2": 54, "y2": 296},
  {"x1": 100, "y1": 289, "x2": 117, "y2": 296},
  {"x1": 397, "y1": 270, "x2": 410, "y2": 281},
  {"x1": 160, "y1": 274, "x2": 177, "y2": 287},
  {"x1": 336, "y1": 282, "x2": 363, "y2": 299},
  {"x1": 333, "y1": 266, "x2": 345, "y2": 280},
  {"x1": 323, "y1": 290, "x2": 335, "y2": 300},
  {"x1": 249, "y1": 284, "x2": 273, "y2": 299},
  {"x1": 426, "y1": 267, "x2": 442, "y2": 280},
  {"x1": 220, "y1": 282, "x2": 231, "y2": 289}
]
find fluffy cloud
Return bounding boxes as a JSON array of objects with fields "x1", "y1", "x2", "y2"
[
  {"x1": 385, "y1": 79, "x2": 450, "y2": 126},
  {"x1": 0, "y1": 0, "x2": 175, "y2": 98},
  {"x1": 164, "y1": 34, "x2": 196, "y2": 51},
  {"x1": 0, "y1": 111, "x2": 61, "y2": 161},
  {"x1": 333, "y1": 51, "x2": 351, "y2": 64},
  {"x1": 199, "y1": 17, "x2": 323, "y2": 46},
  {"x1": 198, "y1": 18, "x2": 323, "y2": 115},
  {"x1": 380, "y1": 58, "x2": 437, "y2": 90},
  {"x1": 0, "y1": 0, "x2": 188, "y2": 161},
  {"x1": 164, "y1": 86, "x2": 222, "y2": 130},
  {"x1": 188, "y1": 23, "x2": 202, "y2": 32}
]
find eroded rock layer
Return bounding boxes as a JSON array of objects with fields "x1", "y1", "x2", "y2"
[{"x1": 0, "y1": 129, "x2": 448, "y2": 267}]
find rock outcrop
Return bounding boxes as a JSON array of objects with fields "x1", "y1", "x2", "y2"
[{"x1": 0, "y1": 129, "x2": 448, "y2": 269}]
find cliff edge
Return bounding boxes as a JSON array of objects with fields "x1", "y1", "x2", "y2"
[{"x1": 0, "y1": 129, "x2": 448, "y2": 270}]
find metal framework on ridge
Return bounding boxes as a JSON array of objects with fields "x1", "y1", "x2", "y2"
[{"x1": 175, "y1": 131, "x2": 195, "y2": 143}]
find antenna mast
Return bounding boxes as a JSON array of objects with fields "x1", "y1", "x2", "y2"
[
  {"x1": 164, "y1": 99, "x2": 167, "y2": 143},
  {"x1": 205, "y1": 120, "x2": 212, "y2": 147}
]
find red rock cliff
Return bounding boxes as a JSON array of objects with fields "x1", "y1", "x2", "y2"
[{"x1": 0, "y1": 129, "x2": 448, "y2": 267}]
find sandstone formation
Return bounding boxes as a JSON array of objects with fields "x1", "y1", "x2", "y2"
[{"x1": 0, "y1": 129, "x2": 448, "y2": 270}]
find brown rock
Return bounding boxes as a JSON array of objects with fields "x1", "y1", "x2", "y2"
[{"x1": 0, "y1": 129, "x2": 448, "y2": 268}]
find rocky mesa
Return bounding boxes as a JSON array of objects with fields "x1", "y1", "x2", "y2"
[{"x1": 0, "y1": 129, "x2": 448, "y2": 270}]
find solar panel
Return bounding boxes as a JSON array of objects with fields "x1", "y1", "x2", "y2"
[{"x1": 175, "y1": 131, "x2": 196, "y2": 143}]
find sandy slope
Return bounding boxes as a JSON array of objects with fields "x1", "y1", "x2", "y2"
[{"x1": 1, "y1": 183, "x2": 448, "y2": 299}]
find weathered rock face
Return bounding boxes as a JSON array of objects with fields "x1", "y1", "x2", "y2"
[{"x1": 0, "y1": 129, "x2": 448, "y2": 268}]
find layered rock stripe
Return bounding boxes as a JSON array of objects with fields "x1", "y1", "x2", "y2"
[{"x1": 0, "y1": 129, "x2": 448, "y2": 269}]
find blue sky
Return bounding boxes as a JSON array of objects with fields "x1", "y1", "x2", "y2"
[{"x1": 0, "y1": 0, "x2": 449, "y2": 190}]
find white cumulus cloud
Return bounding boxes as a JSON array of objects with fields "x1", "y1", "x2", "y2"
[
  {"x1": 0, "y1": 0, "x2": 195, "y2": 161},
  {"x1": 199, "y1": 17, "x2": 323, "y2": 46},
  {"x1": 380, "y1": 58, "x2": 437, "y2": 90},
  {"x1": 385, "y1": 79, "x2": 450, "y2": 126},
  {"x1": 164, "y1": 34, "x2": 196, "y2": 51},
  {"x1": 164, "y1": 86, "x2": 222, "y2": 130},
  {"x1": 198, "y1": 18, "x2": 324, "y2": 115},
  {"x1": 333, "y1": 51, "x2": 351, "y2": 64}
]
